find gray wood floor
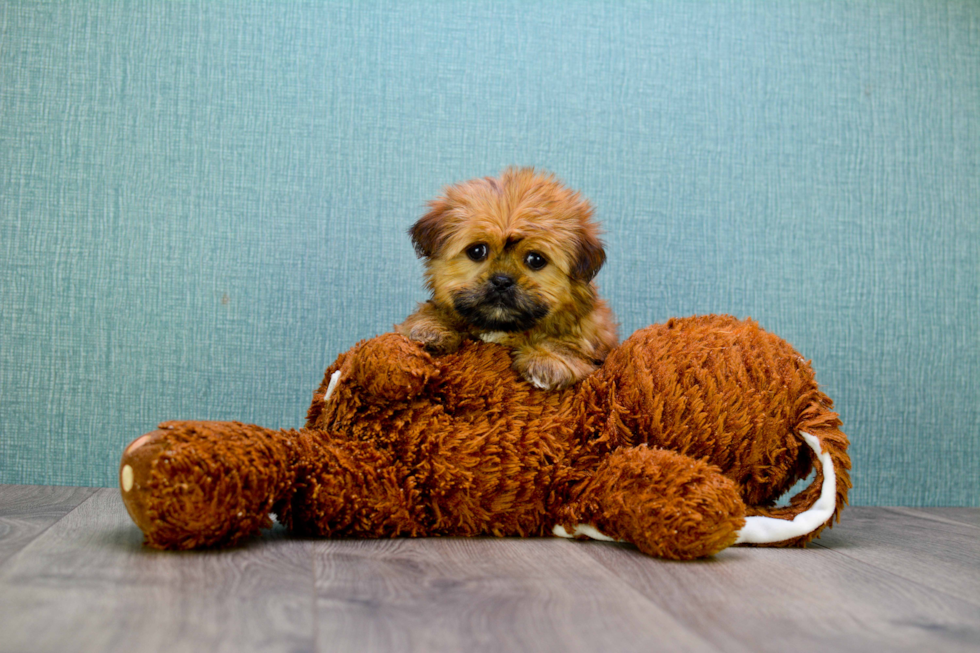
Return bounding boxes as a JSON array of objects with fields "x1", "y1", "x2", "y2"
[{"x1": 0, "y1": 485, "x2": 978, "y2": 653}]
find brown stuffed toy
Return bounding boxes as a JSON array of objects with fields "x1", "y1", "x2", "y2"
[{"x1": 119, "y1": 315, "x2": 850, "y2": 560}]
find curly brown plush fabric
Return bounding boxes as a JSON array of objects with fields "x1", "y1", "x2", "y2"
[{"x1": 120, "y1": 315, "x2": 850, "y2": 559}]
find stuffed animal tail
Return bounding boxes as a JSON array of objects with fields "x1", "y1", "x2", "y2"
[{"x1": 734, "y1": 427, "x2": 850, "y2": 546}]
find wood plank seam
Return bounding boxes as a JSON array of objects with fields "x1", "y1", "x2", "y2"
[
  {"x1": 0, "y1": 487, "x2": 99, "y2": 571},
  {"x1": 885, "y1": 507, "x2": 980, "y2": 530},
  {"x1": 809, "y1": 541, "x2": 980, "y2": 610}
]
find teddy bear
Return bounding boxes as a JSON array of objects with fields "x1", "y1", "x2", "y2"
[{"x1": 119, "y1": 314, "x2": 850, "y2": 560}]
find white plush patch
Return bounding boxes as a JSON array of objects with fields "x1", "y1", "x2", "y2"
[
  {"x1": 553, "y1": 524, "x2": 619, "y2": 542},
  {"x1": 734, "y1": 431, "x2": 837, "y2": 545},
  {"x1": 323, "y1": 370, "x2": 341, "y2": 403},
  {"x1": 121, "y1": 464, "x2": 134, "y2": 492}
]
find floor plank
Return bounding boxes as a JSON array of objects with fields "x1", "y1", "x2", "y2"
[
  {"x1": 0, "y1": 485, "x2": 97, "y2": 567},
  {"x1": 812, "y1": 507, "x2": 980, "y2": 607},
  {"x1": 313, "y1": 537, "x2": 718, "y2": 653},
  {"x1": 0, "y1": 489, "x2": 315, "y2": 653},
  {"x1": 578, "y1": 535, "x2": 980, "y2": 653},
  {"x1": 889, "y1": 507, "x2": 980, "y2": 530}
]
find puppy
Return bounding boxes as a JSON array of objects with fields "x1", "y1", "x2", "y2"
[{"x1": 395, "y1": 167, "x2": 618, "y2": 390}]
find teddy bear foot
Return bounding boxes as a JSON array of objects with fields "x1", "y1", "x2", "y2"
[
  {"x1": 120, "y1": 421, "x2": 297, "y2": 550},
  {"x1": 555, "y1": 446, "x2": 747, "y2": 560}
]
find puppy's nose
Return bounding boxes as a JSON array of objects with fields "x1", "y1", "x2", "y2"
[{"x1": 489, "y1": 274, "x2": 515, "y2": 290}]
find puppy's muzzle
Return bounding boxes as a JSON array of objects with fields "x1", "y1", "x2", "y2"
[
  {"x1": 451, "y1": 275, "x2": 549, "y2": 332},
  {"x1": 484, "y1": 274, "x2": 524, "y2": 310}
]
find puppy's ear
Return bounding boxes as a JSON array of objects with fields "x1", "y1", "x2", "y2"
[
  {"x1": 572, "y1": 231, "x2": 606, "y2": 282},
  {"x1": 409, "y1": 199, "x2": 453, "y2": 259}
]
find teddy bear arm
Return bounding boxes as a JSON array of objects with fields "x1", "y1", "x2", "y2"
[
  {"x1": 555, "y1": 446, "x2": 747, "y2": 560},
  {"x1": 338, "y1": 333, "x2": 441, "y2": 404}
]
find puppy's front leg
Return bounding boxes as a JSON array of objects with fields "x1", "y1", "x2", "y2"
[
  {"x1": 395, "y1": 301, "x2": 465, "y2": 354},
  {"x1": 513, "y1": 341, "x2": 598, "y2": 391}
]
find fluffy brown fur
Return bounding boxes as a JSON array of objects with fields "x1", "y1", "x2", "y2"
[
  {"x1": 395, "y1": 167, "x2": 618, "y2": 390},
  {"x1": 120, "y1": 315, "x2": 851, "y2": 560}
]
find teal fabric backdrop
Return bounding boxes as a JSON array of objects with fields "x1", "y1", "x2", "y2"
[{"x1": 1, "y1": 1, "x2": 977, "y2": 505}]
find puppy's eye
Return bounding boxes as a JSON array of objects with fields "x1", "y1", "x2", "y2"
[
  {"x1": 524, "y1": 252, "x2": 547, "y2": 271},
  {"x1": 465, "y1": 243, "x2": 489, "y2": 262}
]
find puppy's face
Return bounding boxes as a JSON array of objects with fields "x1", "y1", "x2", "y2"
[{"x1": 409, "y1": 168, "x2": 605, "y2": 333}]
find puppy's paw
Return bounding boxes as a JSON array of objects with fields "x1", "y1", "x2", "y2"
[
  {"x1": 402, "y1": 322, "x2": 463, "y2": 355},
  {"x1": 514, "y1": 344, "x2": 598, "y2": 391}
]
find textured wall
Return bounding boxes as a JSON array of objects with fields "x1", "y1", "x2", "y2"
[{"x1": 1, "y1": 1, "x2": 977, "y2": 504}]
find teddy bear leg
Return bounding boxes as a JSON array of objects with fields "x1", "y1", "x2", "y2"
[
  {"x1": 555, "y1": 447, "x2": 747, "y2": 560},
  {"x1": 275, "y1": 434, "x2": 428, "y2": 539},
  {"x1": 120, "y1": 421, "x2": 297, "y2": 550}
]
